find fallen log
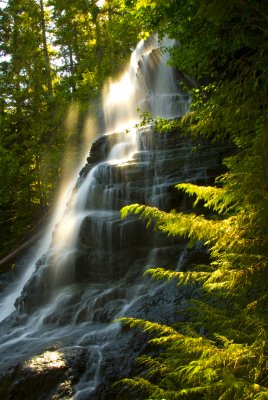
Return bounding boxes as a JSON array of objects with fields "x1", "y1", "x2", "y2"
[
  {"x1": 0, "y1": 231, "x2": 43, "y2": 270},
  {"x1": 0, "y1": 208, "x2": 52, "y2": 271}
]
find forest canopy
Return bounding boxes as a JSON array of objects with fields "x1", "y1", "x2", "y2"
[{"x1": 0, "y1": 0, "x2": 140, "y2": 262}]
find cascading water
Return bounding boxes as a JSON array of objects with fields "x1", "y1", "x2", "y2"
[{"x1": 0, "y1": 35, "x2": 223, "y2": 400}]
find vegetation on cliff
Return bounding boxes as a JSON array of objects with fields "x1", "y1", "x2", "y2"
[{"x1": 119, "y1": 0, "x2": 268, "y2": 398}]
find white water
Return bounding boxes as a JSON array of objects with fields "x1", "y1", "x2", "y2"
[
  {"x1": 103, "y1": 35, "x2": 188, "y2": 133},
  {"x1": 0, "y1": 34, "x2": 190, "y2": 398},
  {"x1": 0, "y1": 161, "x2": 91, "y2": 323}
]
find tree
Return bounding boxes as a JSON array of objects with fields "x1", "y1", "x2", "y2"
[
  {"x1": 0, "y1": 0, "x2": 141, "y2": 264},
  {"x1": 0, "y1": 0, "x2": 62, "y2": 260},
  {"x1": 39, "y1": 0, "x2": 53, "y2": 97},
  {"x1": 48, "y1": 0, "x2": 140, "y2": 102},
  {"x1": 118, "y1": 0, "x2": 268, "y2": 398}
]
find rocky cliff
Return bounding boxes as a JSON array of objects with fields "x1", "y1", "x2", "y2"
[{"x1": 0, "y1": 124, "x2": 231, "y2": 400}]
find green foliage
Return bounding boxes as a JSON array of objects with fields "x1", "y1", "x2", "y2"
[
  {"x1": 136, "y1": 111, "x2": 180, "y2": 133},
  {"x1": 1, "y1": 0, "x2": 267, "y2": 395},
  {"x1": 121, "y1": 169, "x2": 268, "y2": 397},
  {"x1": 176, "y1": 184, "x2": 227, "y2": 214},
  {"x1": 121, "y1": 202, "x2": 239, "y2": 251},
  {"x1": 0, "y1": 0, "x2": 58, "y2": 259},
  {"x1": 119, "y1": 316, "x2": 268, "y2": 400},
  {"x1": 120, "y1": 315, "x2": 268, "y2": 399},
  {"x1": 49, "y1": 0, "x2": 140, "y2": 101},
  {"x1": 119, "y1": 1, "x2": 268, "y2": 399},
  {"x1": 0, "y1": 0, "x2": 142, "y2": 263}
]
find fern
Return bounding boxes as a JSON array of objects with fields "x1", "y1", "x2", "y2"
[
  {"x1": 117, "y1": 2, "x2": 268, "y2": 398},
  {"x1": 145, "y1": 267, "x2": 210, "y2": 286},
  {"x1": 176, "y1": 183, "x2": 229, "y2": 214},
  {"x1": 120, "y1": 317, "x2": 179, "y2": 338}
]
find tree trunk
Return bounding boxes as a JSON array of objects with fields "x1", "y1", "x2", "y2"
[
  {"x1": 90, "y1": 1, "x2": 102, "y2": 88},
  {"x1": 0, "y1": 232, "x2": 42, "y2": 271},
  {"x1": 0, "y1": 209, "x2": 52, "y2": 271},
  {"x1": 39, "y1": 0, "x2": 53, "y2": 97},
  {"x1": 69, "y1": 45, "x2": 76, "y2": 94}
]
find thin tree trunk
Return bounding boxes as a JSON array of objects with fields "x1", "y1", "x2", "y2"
[
  {"x1": 39, "y1": 0, "x2": 53, "y2": 97},
  {"x1": 94, "y1": 5, "x2": 102, "y2": 88},
  {"x1": 0, "y1": 209, "x2": 52, "y2": 270},
  {"x1": 69, "y1": 45, "x2": 76, "y2": 93},
  {"x1": 0, "y1": 232, "x2": 42, "y2": 270},
  {"x1": 107, "y1": 0, "x2": 115, "y2": 70}
]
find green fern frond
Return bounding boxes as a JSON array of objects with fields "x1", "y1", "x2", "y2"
[
  {"x1": 115, "y1": 377, "x2": 165, "y2": 398},
  {"x1": 176, "y1": 183, "x2": 228, "y2": 213},
  {"x1": 178, "y1": 384, "x2": 216, "y2": 396},
  {"x1": 120, "y1": 317, "x2": 178, "y2": 337},
  {"x1": 144, "y1": 268, "x2": 181, "y2": 281},
  {"x1": 120, "y1": 203, "x2": 232, "y2": 246},
  {"x1": 120, "y1": 204, "x2": 257, "y2": 271},
  {"x1": 149, "y1": 333, "x2": 184, "y2": 347},
  {"x1": 145, "y1": 267, "x2": 210, "y2": 285},
  {"x1": 137, "y1": 355, "x2": 170, "y2": 377},
  {"x1": 213, "y1": 334, "x2": 234, "y2": 348}
]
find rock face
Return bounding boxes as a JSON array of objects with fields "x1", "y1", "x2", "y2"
[
  {"x1": 0, "y1": 125, "x2": 231, "y2": 399},
  {"x1": 0, "y1": 347, "x2": 89, "y2": 400}
]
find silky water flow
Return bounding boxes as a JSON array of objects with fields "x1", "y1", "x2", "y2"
[{"x1": 0, "y1": 35, "x2": 194, "y2": 399}]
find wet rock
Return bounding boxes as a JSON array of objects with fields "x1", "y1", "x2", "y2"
[
  {"x1": 0, "y1": 347, "x2": 89, "y2": 400},
  {"x1": 0, "y1": 124, "x2": 233, "y2": 399}
]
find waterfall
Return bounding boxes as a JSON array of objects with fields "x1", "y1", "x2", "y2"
[{"x1": 0, "y1": 35, "x2": 223, "y2": 400}]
